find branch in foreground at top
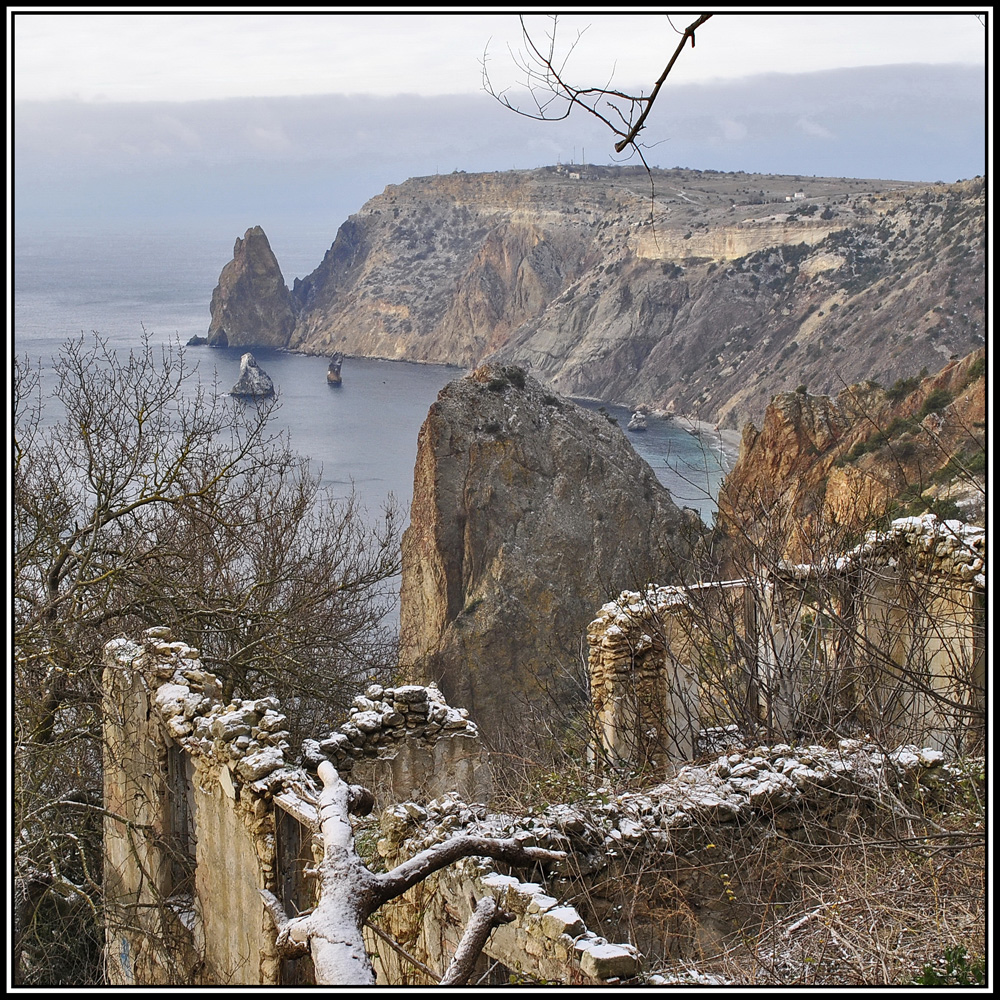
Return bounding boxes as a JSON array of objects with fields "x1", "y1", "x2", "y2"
[{"x1": 483, "y1": 14, "x2": 713, "y2": 157}]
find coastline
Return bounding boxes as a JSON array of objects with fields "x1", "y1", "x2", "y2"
[
  {"x1": 211, "y1": 349, "x2": 744, "y2": 471},
  {"x1": 672, "y1": 415, "x2": 743, "y2": 470},
  {"x1": 574, "y1": 394, "x2": 744, "y2": 474}
]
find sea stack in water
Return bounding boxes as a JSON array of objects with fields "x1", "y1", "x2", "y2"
[
  {"x1": 207, "y1": 226, "x2": 296, "y2": 349},
  {"x1": 229, "y1": 352, "x2": 275, "y2": 398},
  {"x1": 627, "y1": 411, "x2": 648, "y2": 432},
  {"x1": 327, "y1": 352, "x2": 344, "y2": 385}
]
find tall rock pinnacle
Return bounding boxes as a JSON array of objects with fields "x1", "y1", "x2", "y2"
[
  {"x1": 207, "y1": 226, "x2": 296, "y2": 349},
  {"x1": 399, "y1": 364, "x2": 702, "y2": 748}
]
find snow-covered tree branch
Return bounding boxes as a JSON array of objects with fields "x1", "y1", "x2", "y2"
[{"x1": 262, "y1": 761, "x2": 564, "y2": 986}]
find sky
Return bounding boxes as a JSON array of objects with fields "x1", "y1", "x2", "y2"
[
  {"x1": 12, "y1": 11, "x2": 987, "y2": 102},
  {"x1": 9, "y1": 9, "x2": 991, "y2": 263}
]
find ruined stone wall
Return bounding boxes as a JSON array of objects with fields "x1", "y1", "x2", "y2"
[
  {"x1": 103, "y1": 607, "x2": 981, "y2": 985},
  {"x1": 103, "y1": 631, "x2": 495, "y2": 984},
  {"x1": 191, "y1": 774, "x2": 280, "y2": 984},
  {"x1": 779, "y1": 513, "x2": 985, "y2": 751},
  {"x1": 591, "y1": 585, "x2": 701, "y2": 770},
  {"x1": 369, "y1": 799, "x2": 641, "y2": 985},
  {"x1": 102, "y1": 631, "x2": 615, "y2": 986},
  {"x1": 103, "y1": 631, "x2": 290, "y2": 985},
  {"x1": 589, "y1": 579, "x2": 766, "y2": 771},
  {"x1": 303, "y1": 682, "x2": 489, "y2": 809},
  {"x1": 589, "y1": 514, "x2": 986, "y2": 767},
  {"x1": 373, "y1": 738, "x2": 979, "y2": 972},
  {"x1": 103, "y1": 644, "x2": 204, "y2": 984}
]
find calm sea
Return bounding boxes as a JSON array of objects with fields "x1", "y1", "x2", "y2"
[{"x1": 13, "y1": 223, "x2": 728, "y2": 523}]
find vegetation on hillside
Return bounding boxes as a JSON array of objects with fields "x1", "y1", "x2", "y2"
[{"x1": 13, "y1": 335, "x2": 402, "y2": 984}]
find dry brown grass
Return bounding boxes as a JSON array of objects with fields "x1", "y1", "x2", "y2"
[{"x1": 646, "y1": 767, "x2": 986, "y2": 986}]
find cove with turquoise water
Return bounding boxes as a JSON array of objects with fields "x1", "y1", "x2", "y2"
[{"x1": 13, "y1": 223, "x2": 729, "y2": 525}]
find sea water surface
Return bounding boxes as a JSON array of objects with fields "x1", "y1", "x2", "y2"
[{"x1": 13, "y1": 223, "x2": 729, "y2": 523}]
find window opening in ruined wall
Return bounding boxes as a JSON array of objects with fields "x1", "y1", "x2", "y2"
[
  {"x1": 166, "y1": 742, "x2": 197, "y2": 897},
  {"x1": 274, "y1": 802, "x2": 317, "y2": 985}
]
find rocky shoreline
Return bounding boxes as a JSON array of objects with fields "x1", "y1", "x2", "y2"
[{"x1": 672, "y1": 415, "x2": 742, "y2": 469}]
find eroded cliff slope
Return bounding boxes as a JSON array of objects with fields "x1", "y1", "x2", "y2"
[
  {"x1": 286, "y1": 167, "x2": 984, "y2": 426},
  {"x1": 717, "y1": 349, "x2": 986, "y2": 565}
]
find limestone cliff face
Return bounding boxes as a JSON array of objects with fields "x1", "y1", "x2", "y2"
[
  {"x1": 207, "y1": 226, "x2": 296, "y2": 348},
  {"x1": 286, "y1": 167, "x2": 984, "y2": 426},
  {"x1": 399, "y1": 364, "x2": 701, "y2": 746},
  {"x1": 717, "y1": 349, "x2": 986, "y2": 564},
  {"x1": 634, "y1": 217, "x2": 840, "y2": 262},
  {"x1": 290, "y1": 171, "x2": 600, "y2": 367}
]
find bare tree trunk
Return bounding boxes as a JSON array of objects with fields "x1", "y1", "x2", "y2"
[
  {"x1": 263, "y1": 761, "x2": 563, "y2": 985},
  {"x1": 440, "y1": 896, "x2": 512, "y2": 986}
]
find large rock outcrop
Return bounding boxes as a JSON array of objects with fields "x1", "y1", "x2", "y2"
[
  {"x1": 398, "y1": 364, "x2": 701, "y2": 747},
  {"x1": 207, "y1": 226, "x2": 296, "y2": 348},
  {"x1": 228, "y1": 352, "x2": 275, "y2": 398},
  {"x1": 717, "y1": 349, "x2": 985, "y2": 564},
  {"x1": 285, "y1": 167, "x2": 984, "y2": 427}
]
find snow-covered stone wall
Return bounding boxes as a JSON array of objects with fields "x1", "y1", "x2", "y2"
[
  {"x1": 369, "y1": 796, "x2": 641, "y2": 985},
  {"x1": 102, "y1": 629, "x2": 623, "y2": 986},
  {"x1": 102, "y1": 617, "x2": 981, "y2": 985},
  {"x1": 589, "y1": 514, "x2": 986, "y2": 768},
  {"x1": 302, "y1": 682, "x2": 489, "y2": 807},
  {"x1": 780, "y1": 512, "x2": 985, "y2": 586},
  {"x1": 375, "y1": 735, "x2": 981, "y2": 970},
  {"x1": 103, "y1": 629, "x2": 294, "y2": 985}
]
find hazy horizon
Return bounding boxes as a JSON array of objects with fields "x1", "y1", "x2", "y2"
[
  {"x1": 13, "y1": 13, "x2": 987, "y2": 281},
  {"x1": 14, "y1": 65, "x2": 986, "y2": 240}
]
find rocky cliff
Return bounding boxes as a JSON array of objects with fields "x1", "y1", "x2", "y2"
[
  {"x1": 207, "y1": 225, "x2": 296, "y2": 348},
  {"x1": 280, "y1": 166, "x2": 984, "y2": 426},
  {"x1": 717, "y1": 349, "x2": 985, "y2": 564},
  {"x1": 228, "y1": 352, "x2": 275, "y2": 398},
  {"x1": 398, "y1": 364, "x2": 701, "y2": 747}
]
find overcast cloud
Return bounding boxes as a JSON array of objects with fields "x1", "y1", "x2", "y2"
[
  {"x1": 10, "y1": 10, "x2": 989, "y2": 245},
  {"x1": 13, "y1": 11, "x2": 986, "y2": 101}
]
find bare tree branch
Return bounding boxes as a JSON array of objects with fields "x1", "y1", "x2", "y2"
[
  {"x1": 374, "y1": 835, "x2": 564, "y2": 904},
  {"x1": 484, "y1": 14, "x2": 713, "y2": 158},
  {"x1": 440, "y1": 897, "x2": 514, "y2": 986},
  {"x1": 613, "y1": 14, "x2": 712, "y2": 153},
  {"x1": 262, "y1": 761, "x2": 564, "y2": 985}
]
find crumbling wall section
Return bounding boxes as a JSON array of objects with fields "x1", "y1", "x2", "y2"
[
  {"x1": 368, "y1": 797, "x2": 641, "y2": 985},
  {"x1": 302, "y1": 682, "x2": 489, "y2": 808},
  {"x1": 374, "y1": 738, "x2": 979, "y2": 970},
  {"x1": 589, "y1": 514, "x2": 985, "y2": 767},
  {"x1": 588, "y1": 585, "x2": 703, "y2": 770},
  {"x1": 103, "y1": 638, "x2": 205, "y2": 984},
  {"x1": 103, "y1": 630, "x2": 293, "y2": 985},
  {"x1": 103, "y1": 631, "x2": 596, "y2": 987}
]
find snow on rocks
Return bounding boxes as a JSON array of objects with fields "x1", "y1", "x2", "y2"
[
  {"x1": 781, "y1": 512, "x2": 985, "y2": 587},
  {"x1": 367, "y1": 736, "x2": 976, "y2": 980},
  {"x1": 308, "y1": 682, "x2": 477, "y2": 774},
  {"x1": 378, "y1": 736, "x2": 973, "y2": 898},
  {"x1": 237, "y1": 746, "x2": 287, "y2": 782},
  {"x1": 398, "y1": 852, "x2": 641, "y2": 983},
  {"x1": 120, "y1": 628, "x2": 292, "y2": 780},
  {"x1": 114, "y1": 628, "x2": 480, "y2": 796},
  {"x1": 578, "y1": 940, "x2": 642, "y2": 981},
  {"x1": 589, "y1": 584, "x2": 692, "y2": 652}
]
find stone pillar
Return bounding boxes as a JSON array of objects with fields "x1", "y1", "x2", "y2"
[{"x1": 588, "y1": 589, "x2": 700, "y2": 773}]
